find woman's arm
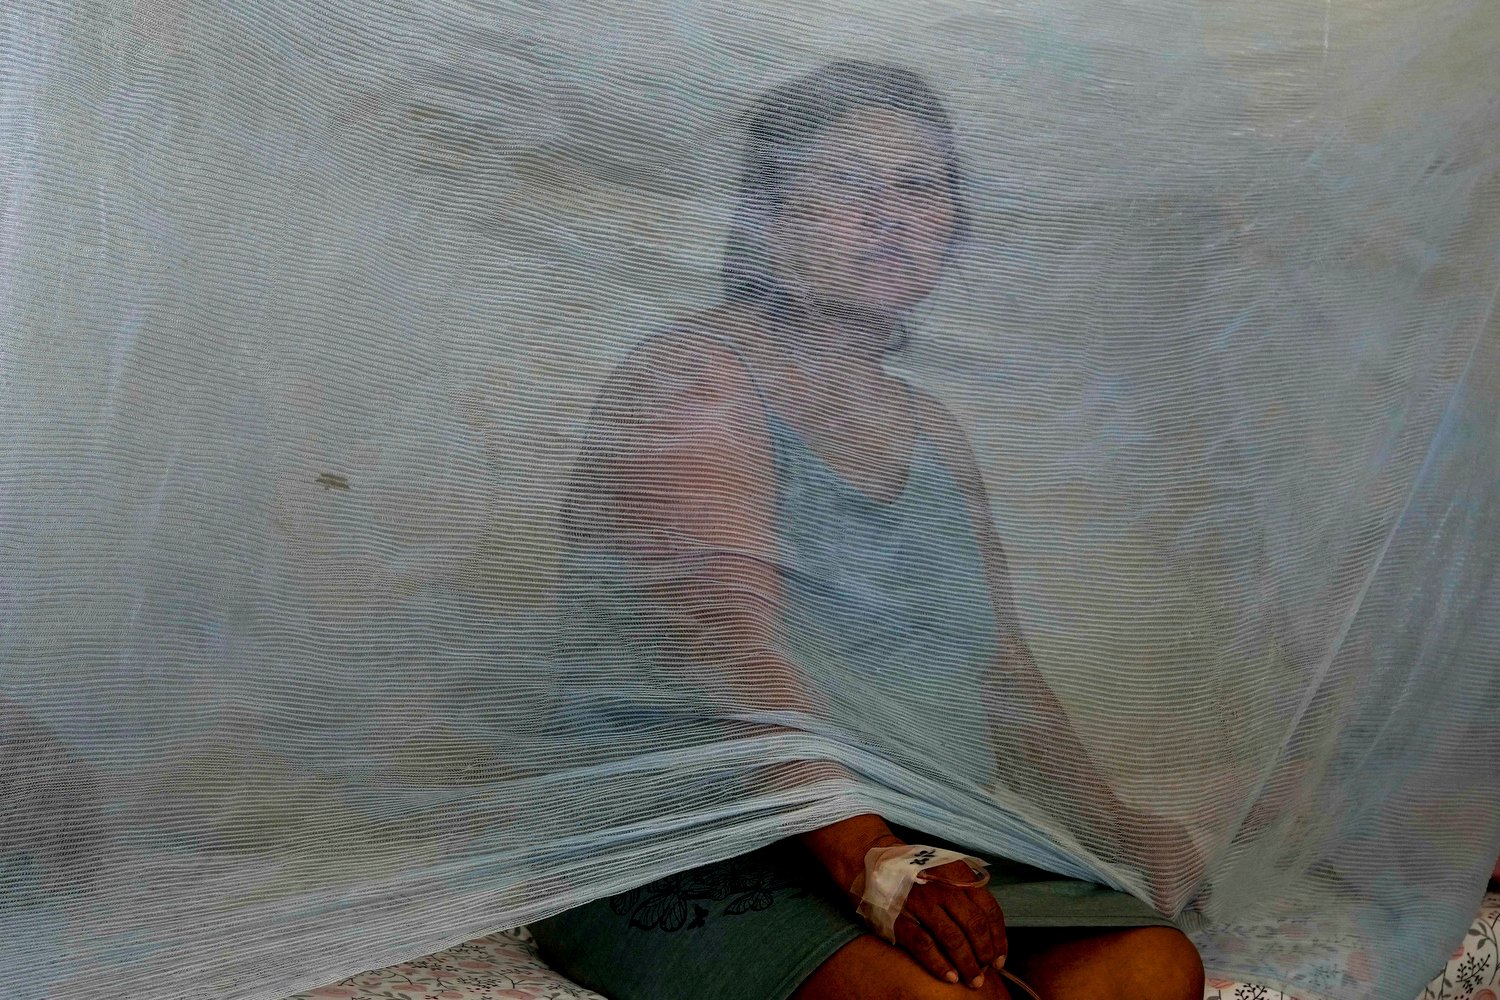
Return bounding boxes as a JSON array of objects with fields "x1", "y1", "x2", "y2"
[
  {"x1": 586, "y1": 327, "x2": 898, "y2": 882},
  {"x1": 595, "y1": 328, "x2": 824, "y2": 718},
  {"x1": 916, "y1": 391, "x2": 1204, "y2": 910},
  {"x1": 588, "y1": 346, "x2": 1010, "y2": 980},
  {"x1": 912, "y1": 392, "x2": 1127, "y2": 826}
]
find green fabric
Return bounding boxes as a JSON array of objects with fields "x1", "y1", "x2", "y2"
[{"x1": 528, "y1": 823, "x2": 1175, "y2": 1000}]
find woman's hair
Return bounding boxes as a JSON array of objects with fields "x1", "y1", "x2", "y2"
[{"x1": 722, "y1": 59, "x2": 970, "y2": 324}]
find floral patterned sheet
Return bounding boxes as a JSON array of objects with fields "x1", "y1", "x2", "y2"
[
  {"x1": 287, "y1": 892, "x2": 1500, "y2": 1000},
  {"x1": 1415, "y1": 891, "x2": 1499, "y2": 1000}
]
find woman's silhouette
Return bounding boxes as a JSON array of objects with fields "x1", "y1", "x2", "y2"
[{"x1": 532, "y1": 60, "x2": 1205, "y2": 1000}]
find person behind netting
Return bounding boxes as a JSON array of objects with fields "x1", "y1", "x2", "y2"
[{"x1": 530, "y1": 60, "x2": 1206, "y2": 1000}]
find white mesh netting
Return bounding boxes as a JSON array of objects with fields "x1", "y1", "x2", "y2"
[{"x1": 3, "y1": 2, "x2": 1499, "y2": 998}]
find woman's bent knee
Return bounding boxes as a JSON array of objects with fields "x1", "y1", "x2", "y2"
[
  {"x1": 1114, "y1": 926, "x2": 1204, "y2": 1000},
  {"x1": 1019, "y1": 925, "x2": 1203, "y2": 1000}
]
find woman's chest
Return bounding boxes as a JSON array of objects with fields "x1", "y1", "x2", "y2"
[{"x1": 771, "y1": 443, "x2": 1000, "y2": 672}]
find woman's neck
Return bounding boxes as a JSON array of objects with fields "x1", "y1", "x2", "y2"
[{"x1": 737, "y1": 297, "x2": 908, "y2": 431}]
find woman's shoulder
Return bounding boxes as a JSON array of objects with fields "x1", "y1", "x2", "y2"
[
  {"x1": 618, "y1": 304, "x2": 769, "y2": 407},
  {"x1": 631, "y1": 303, "x2": 763, "y2": 364},
  {"x1": 585, "y1": 301, "x2": 774, "y2": 440}
]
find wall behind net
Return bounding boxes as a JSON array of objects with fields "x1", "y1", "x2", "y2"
[{"x1": 3, "y1": 1, "x2": 1498, "y2": 999}]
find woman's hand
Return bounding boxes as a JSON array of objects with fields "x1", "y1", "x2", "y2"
[
  {"x1": 888, "y1": 854, "x2": 1011, "y2": 988},
  {"x1": 803, "y1": 820, "x2": 1008, "y2": 989}
]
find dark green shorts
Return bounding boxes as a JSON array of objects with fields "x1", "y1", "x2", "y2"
[{"x1": 527, "y1": 823, "x2": 1176, "y2": 1000}]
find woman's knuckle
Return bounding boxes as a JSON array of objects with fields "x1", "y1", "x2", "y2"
[
  {"x1": 895, "y1": 916, "x2": 931, "y2": 950},
  {"x1": 950, "y1": 901, "x2": 985, "y2": 942},
  {"x1": 933, "y1": 918, "x2": 965, "y2": 948},
  {"x1": 904, "y1": 934, "x2": 948, "y2": 972},
  {"x1": 935, "y1": 925, "x2": 975, "y2": 968}
]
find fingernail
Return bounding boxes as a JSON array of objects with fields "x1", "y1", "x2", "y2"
[
  {"x1": 945, "y1": 971, "x2": 959, "y2": 983},
  {"x1": 971, "y1": 975, "x2": 985, "y2": 989},
  {"x1": 992, "y1": 954, "x2": 1006, "y2": 970}
]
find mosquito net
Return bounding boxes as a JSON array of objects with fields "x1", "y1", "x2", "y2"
[{"x1": 3, "y1": 1, "x2": 1499, "y2": 999}]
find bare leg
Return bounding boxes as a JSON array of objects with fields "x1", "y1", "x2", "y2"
[
  {"x1": 1010, "y1": 926, "x2": 1204, "y2": 1000},
  {"x1": 792, "y1": 927, "x2": 1203, "y2": 1000}
]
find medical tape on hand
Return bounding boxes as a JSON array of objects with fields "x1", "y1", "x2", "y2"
[{"x1": 850, "y1": 844, "x2": 991, "y2": 945}]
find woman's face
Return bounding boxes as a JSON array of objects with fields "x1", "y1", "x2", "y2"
[{"x1": 771, "y1": 106, "x2": 959, "y2": 318}]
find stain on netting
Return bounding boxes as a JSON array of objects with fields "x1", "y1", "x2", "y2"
[{"x1": 314, "y1": 472, "x2": 351, "y2": 491}]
